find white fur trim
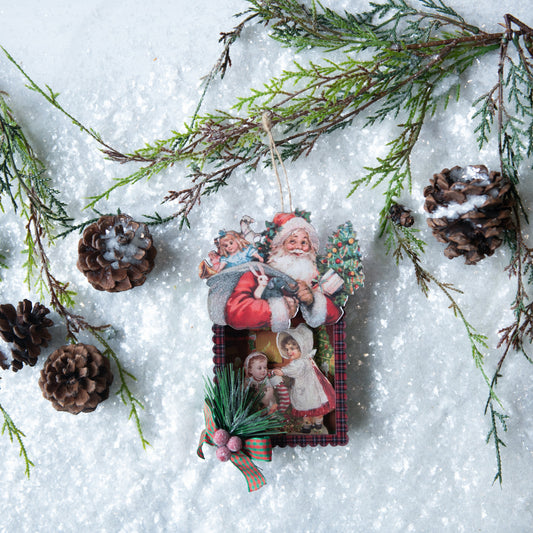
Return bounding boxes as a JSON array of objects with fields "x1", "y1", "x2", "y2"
[
  {"x1": 268, "y1": 297, "x2": 292, "y2": 332},
  {"x1": 300, "y1": 290, "x2": 327, "y2": 327}
]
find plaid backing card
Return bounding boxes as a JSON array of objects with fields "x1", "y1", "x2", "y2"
[{"x1": 212, "y1": 319, "x2": 348, "y2": 447}]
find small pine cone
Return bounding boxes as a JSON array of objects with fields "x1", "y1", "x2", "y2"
[
  {"x1": 77, "y1": 214, "x2": 157, "y2": 292},
  {"x1": 389, "y1": 203, "x2": 414, "y2": 227},
  {"x1": 0, "y1": 350, "x2": 9, "y2": 370},
  {"x1": 39, "y1": 343, "x2": 114, "y2": 414},
  {"x1": 0, "y1": 300, "x2": 53, "y2": 372},
  {"x1": 423, "y1": 165, "x2": 515, "y2": 265}
]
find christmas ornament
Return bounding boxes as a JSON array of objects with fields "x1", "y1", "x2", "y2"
[
  {"x1": 39, "y1": 343, "x2": 114, "y2": 414},
  {"x1": 424, "y1": 165, "x2": 515, "y2": 264},
  {"x1": 0, "y1": 300, "x2": 53, "y2": 372},
  {"x1": 77, "y1": 214, "x2": 157, "y2": 292},
  {"x1": 197, "y1": 112, "x2": 356, "y2": 492},
  {"x1": 202, "y1": 211, "x2": 363, "y2": 332}
]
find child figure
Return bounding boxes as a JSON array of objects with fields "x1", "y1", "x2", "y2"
[
  {"x1": 244, "y1": 351, "x2": 289, "y2": 413},
  {"x1": 274, "y1": 323, "x2": 335, "y2": 433},
  {"x1": 216, "y1": 230, "x2": 263, "y2": 271}
]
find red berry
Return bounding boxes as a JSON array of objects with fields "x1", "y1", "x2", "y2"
[
  {"x1": 216, "y1": 445, "x2": 232, "y2": 462},
  {"x1": 227, "y1": 436, "x2": 242, "y2": 452},
  {"x1": 335, "y1": 258, "x2": 342, "y2": 264},
  {"x1": 213, "y1": 429, "x2": 230, "y2": 447}
]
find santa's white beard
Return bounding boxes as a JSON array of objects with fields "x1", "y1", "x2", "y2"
[{"x1": 268, "y1": 249, "x2": 318, "y2": 284}]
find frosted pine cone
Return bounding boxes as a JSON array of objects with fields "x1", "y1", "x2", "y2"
[
  {"x1": 39, "y1": 343, "x2": 113, "y2": 414},
  {"x1": 0, "y1": 300, "x2": 53, "y2": 372},
  {"x1": 77, "y1": 214, "x2": 157, "y2": 292},
  {"x1": 423, "y1": 165, "x2": 515, "y2": 264}
]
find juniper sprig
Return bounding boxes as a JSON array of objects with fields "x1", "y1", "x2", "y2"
[{"x1": 0, "y1": 399, "x2": 34, "y2": 478}]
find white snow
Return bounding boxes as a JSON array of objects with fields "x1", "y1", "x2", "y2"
[
  {"x1": 429, "y1": 194, "x2": 488, "y2": 219},
  {"x1": 0, "y1": 1, "x2": 532, "y2": 532}
]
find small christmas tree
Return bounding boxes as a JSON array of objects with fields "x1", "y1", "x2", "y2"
[{"x1": 319, "y1": 221, "x2": 364, "y2": 307}]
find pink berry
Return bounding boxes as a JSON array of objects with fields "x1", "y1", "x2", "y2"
[
  {"x1": 226, "y1": 436, "x2": 242, "y2": 453},
  {"x1": 213, "y1": 429, "x2": 230, "y2": 447},
  {"x1": 216, "y1": 445, "x2": 232, "y2": 462}
]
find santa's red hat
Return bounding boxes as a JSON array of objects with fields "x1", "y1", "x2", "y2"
[{"x1": 271, "y1": 212, "x2": 319, "y2": 252}]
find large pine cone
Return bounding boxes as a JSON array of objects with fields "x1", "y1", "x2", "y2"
[
  {"x1": 39, "y1": 343, "x2": 113, "y2": 414},
  {"x1": 0, "y1": 300, "x2": 53, "y2": 372},
  {"x1": 423, "y1": 165, "x2": 515, "y2": 264},
  {"x1": 77, "y1": 214, "x2": 156, "y2": 292}
]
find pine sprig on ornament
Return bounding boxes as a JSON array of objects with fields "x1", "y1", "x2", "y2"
[{"x1": 204, "y1": 365, "x2": 285, "y2": 438}]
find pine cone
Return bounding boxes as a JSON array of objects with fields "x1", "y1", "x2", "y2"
[
  {"x1": 0, "y1": 300, "x2": 53, "y2": 372},
  {"x1": 0, "y1": 350, "x2": 9, "y2": 371},
  {"x1": 77, "y1": 214, "x2": 157, "y2": 292},
  {"x1": 389, "y1": 203, "x2": 414, "y2": 227},
  {"x1": 39, "y1": 343, "x2": 114, "y2": 414},
  {"x1": 423, "y1": 165, "x2": 515, "y2": 264}
]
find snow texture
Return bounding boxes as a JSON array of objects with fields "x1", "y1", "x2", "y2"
[
  {"x1": 428, "y1": 194, "x2": 488, "y2": 219},
  {"x1": 0, "y1": 1, "x2": 532, "y2": 532}
]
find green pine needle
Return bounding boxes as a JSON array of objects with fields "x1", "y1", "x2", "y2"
[
  {"x1": 0, "y1": 400, "x2": 34, "y2": 478},
  {"x1": 205, "y1": 365, "x2": 285, "y2": 437}
]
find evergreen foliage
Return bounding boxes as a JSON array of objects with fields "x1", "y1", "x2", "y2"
[
  {"x1": 0, "y1": 399, "x2": 34, "y2": 478},
  {"x1": 205, "y1": 365, "x2": 285, "y2": 437}
]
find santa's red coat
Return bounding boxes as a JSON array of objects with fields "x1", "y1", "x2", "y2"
[{"x1": 225, "y1": 271, "x2": 342, "y2": 331}]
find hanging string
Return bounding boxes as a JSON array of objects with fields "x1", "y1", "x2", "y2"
[{"x1": 261, "y1": 111, "x2": 293, "y2": 213}]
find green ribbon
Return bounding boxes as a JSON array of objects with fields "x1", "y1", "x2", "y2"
[{"x1": 197, "y1": 403, "x2": 272, "y2": 492}]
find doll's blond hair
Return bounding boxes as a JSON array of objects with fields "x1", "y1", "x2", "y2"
[{"x1": 216, "y1": 230, "x2": 250, "y2": 257}]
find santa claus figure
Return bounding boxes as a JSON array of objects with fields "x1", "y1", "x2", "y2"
[{"x1": 223, "y1": 213, "x2": 343, "y2": 331}]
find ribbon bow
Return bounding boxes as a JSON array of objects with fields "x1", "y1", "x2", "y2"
[{"x1": 197, "y1": 403, "x2": 272, "y2": 492}]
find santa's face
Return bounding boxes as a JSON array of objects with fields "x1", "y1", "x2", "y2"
[
  {"x1": 283, "y1": 229, "x2": 311, "y2": 256},
  {"x1": 268, "y1": 229, "x2": 318, "y2": 284}
]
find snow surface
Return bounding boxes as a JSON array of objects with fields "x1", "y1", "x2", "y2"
[{"x1": 0, "y1": 1, "x2": 532, "y2": 532}]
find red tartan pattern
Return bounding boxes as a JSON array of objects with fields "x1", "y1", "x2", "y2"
[{"x1": 212, "y1": 319, "x2": 348, "y2": 448}]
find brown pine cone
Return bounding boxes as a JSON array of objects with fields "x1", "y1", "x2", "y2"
[
  {"x1": 39, "y1": 343, "x2": 114, "y2": 414},
  {"x1": 0, "y1": 300, "x2": 53, "y2": 372},
  {"x1": 423, "y1": 165, "x2": 515, "y2": 265},
  {"x1": 77, "y1": 214, "x2": 157, "y2": 292},
  {"x1": 389, "y1": 203, "x2": 414, "y2": 227}
]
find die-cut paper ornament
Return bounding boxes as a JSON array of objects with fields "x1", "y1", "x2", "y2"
[
  {"x1": 197, "y1": 112, "x2": 360, "y2": 491},
  {"x1": 201, "y1": 212, "x2": 363, "y2": 332}
]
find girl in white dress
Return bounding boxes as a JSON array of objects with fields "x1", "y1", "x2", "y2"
[{"x1": 274, "y1": 323, "x2": 335, "y2": 433}]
